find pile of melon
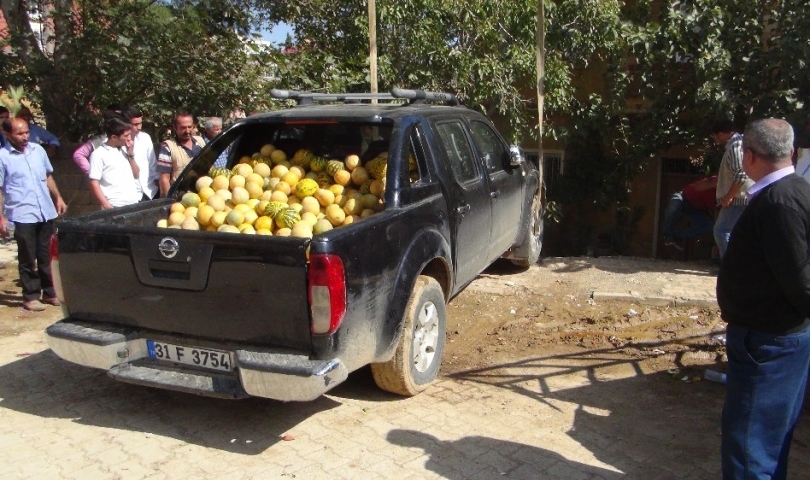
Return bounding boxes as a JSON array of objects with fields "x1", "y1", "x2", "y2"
[{"x1": 156, "y1": 143, "x2": 398, "y2": 238}]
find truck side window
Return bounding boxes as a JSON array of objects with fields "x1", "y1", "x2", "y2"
[
  {"x1": 470, "y1": 121, "x2": 508, "y2": 173},
  {"x1": 435, "y1": 122, "x2": 476, "y2": 182}
]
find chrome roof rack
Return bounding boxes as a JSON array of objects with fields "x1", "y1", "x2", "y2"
[{"x1": 270, "y1": 88, "x2": 459, "y2": 107}]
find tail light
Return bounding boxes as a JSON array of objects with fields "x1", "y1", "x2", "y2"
[
  {"x1": 49, "y1": 233, "x2": 65, "y2": 303},
  {"x1": 308, "y1": 254, "x2": 346, "y2": 335}
]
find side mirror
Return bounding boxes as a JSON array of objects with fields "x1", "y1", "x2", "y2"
[{"x1": 509, "y1": 145, "x2": 526, "y2": 167}]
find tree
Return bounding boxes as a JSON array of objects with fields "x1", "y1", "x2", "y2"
[{"x1": 0, "y1": 0, "x2": 278, "y2": 141}]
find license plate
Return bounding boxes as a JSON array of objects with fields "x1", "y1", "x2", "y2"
[{"x1": 146, "y1": 340, "x2": 233, "y2": 373}]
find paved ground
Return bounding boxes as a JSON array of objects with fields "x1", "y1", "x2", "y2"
[{"x1": 0, "y1": 250, "x2": 808, "y2": 479}]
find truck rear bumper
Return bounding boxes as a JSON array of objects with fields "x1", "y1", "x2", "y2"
[{"x1": 45, "y1": 319, "x2": 348, "y2": 402}]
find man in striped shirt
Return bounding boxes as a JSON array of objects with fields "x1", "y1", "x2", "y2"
[{"x1": 712, "y1": 119, "x2": 754, "y2": 258}]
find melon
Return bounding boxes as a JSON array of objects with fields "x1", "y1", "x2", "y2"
[
  {"x1": 289, "y1": 165, "x2": 307, "y2": 180},
  {"x1": 198, "y1": 186, "x2": 215, "y2": 202},
  {"x1": 314, "y1": 189, "x2": 335, "y2": 207},
  {"x1": 253, "y1": 162, "x2": 272, "y2": 178},
  {"x1": 328, "y1": 184, "x2": 345, "y2": 196},
  {"x1": 333, "y1": 169, "x2": 351, "y2": 186},
  {"x1": 370, "y1": 180, "x2": 385, "y2": 197},
  {"x1": 270, "y1": 190, "x2": 288, "y2": 203},
  {"x1": 342, "y1": 197, "x2": 362, "y2": 216},
  {"x1": 274, "y1": 207, "x2": 301, "y2": 229},
  {"x1": 270, "y1": 149, "x2": 287, "y2": 164},
  {"x1": 326, "y1": 160, "x2": 345, "y2": 176},
  {"x1": 344, "y1": 154, "x2": 360, "y2": 171},
  {"x1": 197, "y1": 204, "x2": 215, "y2": 226},
  {"x1": 360, "y1": 193, "x2": 379, "y2": 210},
  {"x1": 342, "y1": 215, "x2": 359, "y2": 226},
  {"x1": 233, "y1": 163, "x2": 253, "y2": 178},
  {"x1": 300, "y1": 211, "x2": 318, "y2": 227},
  {"x1": 291, "y1": 222, "x2": 313, "y2": 238},
  {"x1": 181, "y1": 217, "x2": 200, "y2": 230},
  {"x1": 315, "y1": 172, "x2": 332, "y2": 187},
  {"x1": 245, "y1": 182, "x2": 263, "y2": 200},
  {"x1": 207, "y1": 194, "x2": 227, "y2": 212},
  {"x1": 295, "y1": 178, "x2": 319, "y2": 198},
  {"x1": 366, "y1": 157, "x2": 387, "y2": 180},
  {"x1": 260, "y1": 144, "x2": 276, "y2": 157},
  {"x1": 309, "y1": 156, "x2": 328, "y2": 173},
  {"x1": 229, "y1": 175, "x2": 246, "y2": 190},
  {"x1": 275, "y1": 227, "x2": 292, "y2": 237},
  {"x1": 231, "y1": 186, "x2": 250, "y2": 205},
  {"x1": 211, "y1": 211, "x2": 228, "y2": 228},
  {"x1": 325, "y1": 204, "x2": 346, "y2": 226},
  {"x1": 281, "y1": 171, "x2": 300, "y2": 189},
  {"x1": 196, "y1": 176, "x2": 214, "y2": 191},
  {"x1": 156, "y1": 219, "x2": 168, "y2": 228},
  {"x1": 254, "y1": 215, "x2": 274, "y2": 231},
  {"x1": 242, "y1": 210, "x2": 259, "y2": 226},
  {"x1": 183, "y1": 206, "x2": 198, "y2": 218},
  {"x1": 256, "y1": 229, "x2": 273, "y2": 236},
  {"x1": 263, "y1": 201, "x2": 289, "y2": 218},
  {"x1": 217, "y1": 224, "x2": 240, "y2": 234},
  {"x1": 170, "y1": 202, "x2": 185, "y2": 214},
  {"x1": 246, "y1": 173, "x2": 264, "y2": 187},
  {"x1": 360, "y1": 208, "x2": 375, "y2": 218},
  {"x1": 225, "y1": 210, "x2": 245, "y2": 227},
  {"x1": 238, "y1": 224, "x2": 256, "y2": 235},
  {"x1": 313, "y1": 218, "x2": 333, "y2": 235},
  {"x1": 273, "y1": 181, "x2": 291, "y2": 196},
  {"x1": 211, "y1": 175, "x2": 230, "y2": 191},
  {"x1": 351, "y1": 167, "x2": 369, "y2": 186},
  {"x1": 215, "y1": 189, "x2": 232, "y2": 202},
  {"x1": 300, "y1": 196, "x2": 321, "y2": 214},
  {"x1": 168, "y1": 211, "x2": 186, "y2": 226},
  {"x1": 271, "y1": 165, "x2": 289, "y2": 179},
  {"x1": 233, "y1": 203, "x2": 253, "y2": 215}
]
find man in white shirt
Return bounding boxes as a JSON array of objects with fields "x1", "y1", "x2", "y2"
[
  {"x1": 88, "y1": 116, "x2": 141, "y2": 209},
  {"x1": 121, "y1": 107, "x2": 158, "y2": 200}
]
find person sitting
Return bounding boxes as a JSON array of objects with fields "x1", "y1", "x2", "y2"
[{"x1": 661, "y1": 175, "x2": 718, "y2": 251}]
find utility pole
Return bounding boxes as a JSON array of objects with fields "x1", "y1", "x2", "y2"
[
  {"x1": 368, "y1": 0, "x2": 378, "y2": 103},
  {"x1": 536, "y1": 0, "x2": 545, "y2": 190}
]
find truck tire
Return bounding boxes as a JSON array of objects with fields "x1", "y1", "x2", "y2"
[
  {"x1": 371, "y1": 276, "x2": 446, "y2": 396},
  {"x1": 511, "y1": 191, "x2": 543, "y2": 268}
]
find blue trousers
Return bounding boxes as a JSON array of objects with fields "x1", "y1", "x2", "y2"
[
  {"x1": 662, "y1": 192, "x2": 715, "y2": 242},
  {"x1": 714, "y1": 204, "x2": 746, "y2": 258},
  {"x1": 722, "y1": 323, "x2": 810, "y2": 480}
]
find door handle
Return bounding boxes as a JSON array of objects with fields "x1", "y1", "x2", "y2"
[
  {"x1": 457, "y1": 204, "x2": 470, "y2": 214},
  {"x1": 490, "y1": 190, "x2": 500, "y2": 198}
]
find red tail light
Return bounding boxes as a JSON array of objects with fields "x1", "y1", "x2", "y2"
[
  {"x1": 49, "y1": 233, "x2": 65, "y2": 303},
  {"x1": 308, "y1": 254, "x2": 346, "y2": 335}
]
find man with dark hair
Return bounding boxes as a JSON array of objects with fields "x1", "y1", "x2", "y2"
[
  {"x1": 121, "y1": 106, "x2": 158, "y2": 200},
  {"x1": 157, "y1": 111, "x2": 205, "y2": 197},
  {"x1": 0, "y1": 117, "x2": 67, "y2": 311},
  {"x1": 17, "y1": 106, "x2": 60, "y2": 159},
  {"x1": 711, "y1": 119, "x2": 753, "y2": 258},
  {"x1": 717, "y1": 118, "x2": 810, "y2": 479},
  {"x1": 88, "y1": 116, "x2": 141, "y2": 209}
]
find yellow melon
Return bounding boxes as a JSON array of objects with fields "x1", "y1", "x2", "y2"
[
  {"x1": 270, "y1": 149, "x2": 287, "y2": 164},
  {"x1": 342, "y1": 198, "x2": 362, "y2": 216},
  {"x1": 207, "y1": 194, "x2": 227, "y2": 212},
  {"x1": 215, "y1": 189, "x2": 232, "y2": 202},
  {"x1": 183, "y1": 206, "x2": 198, "y2": 218},
  {"x1": 282, "y1": 171, "x2": 300, "y2": 189},
  {"x1": 275, "y1": 227, "x2": 292, "y2": 237},
  {"x1": 325, "y1": 204, "x2": 346, "y2": 226},
  {"x1": 211, "y1": 175, "x2": 230, "y2": 191},
  {"x1": 360, "y1": 208, "x2": 375, "y2": 218},
  {"x1": 233, "y1": 203, "x2": 253, "y2": 215},
  {"x1": 170, "y1": 202, "x2": 185, "y2": 214},
  {"x1": 300, "y1": 211, "x2": 318, "y2": 227},
  {"x1": 245, "y1": 182, "x2": 263, "y2": 200},
  {"x1": 270, "y1": 190, "x2": 288, "y2": 203},
  {"x1": 233, "y1": 163, "x2": 253, "y2": 178},
  {"x1": 181, "y1": 217, "x2": 200, "y2": 230},
  {"x1": 289, "y1": 165, "x2": 306, "y2": 179},
  {"x1": 256, "y1": 229, "x2": 273, "y2": 236},
  {"x1": 211, "y1": 211, "x2": 227, "y2": 228},
  {"x1": 360, "y1": 193, "x2": 379, "y2": 210},
  {"x1": 197, "y1": 204, "x2": 215, "y2": 226},
  {"x1": 328, "y1": 184, "x2": 345, "y2": 196},
  {"x1": 156, "y1": 219, "x2": 168, "y2": 228},
  {"x1": 370, "y1": 180, "x2": 385, "y2": 197},
  {"x1": 300, "y1": 196, "x2": 321, "y2": 214},
  {"x1": 313, "y1": 218, "x2": 333, "y2": 235},
  {"x1": 229, "y1": 175, "x2": 246, "y2": 190},
  {"x1": 225, "y1": 210, "x2": 244, "y2": 227},
  {"x1": 291, "y1": 222, "x2": 313, "y2": 238},
  {"x1": 217, "y1": 224, "x2": 240, "y2": 234},
  {"x1": 168, "y1": 211, "x2": 186, "y2": 226},
  {"x1": 239, "y1": 224, "x2": 256, "y2": 235},
  {"x1": 245, "y1": 172, "x2": 264, "y2": 186},
  {"x1": 243, "y1": 210, "x2": 258, "y2": 226},
  {"x1": 271, "y1": 165, "x2": 289, "y2": 180},
  {"x1": 314, "y1": 189, "x2": 335, "y2": 207},
  {"x1": 350, "y1": 167, "x2": 369, "y2": 186},
  {"x1": 342, "y1": 215, "x2": 360, "y2": 226},
  {"x1": 254, "y1": 215, "x2": 274, "y2": 231},
  {"x1": 198, "y1": 186, "x2": 215, "y2": 202},
  {"x1": 333, "y1": 169, "x2": 351, "y2": 186}
]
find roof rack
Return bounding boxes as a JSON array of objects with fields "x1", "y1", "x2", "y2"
[{"x1": 270, "y1": 88, "x2": 459, "y2": 107}]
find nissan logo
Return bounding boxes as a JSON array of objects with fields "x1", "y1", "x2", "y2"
[{"x1": 158, "y1": 237, "x2": 180, "y2": 259}]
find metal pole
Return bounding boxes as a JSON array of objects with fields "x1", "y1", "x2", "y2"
[{"x1": 536, "y1": 0, "x2": 545, "y2": 186}]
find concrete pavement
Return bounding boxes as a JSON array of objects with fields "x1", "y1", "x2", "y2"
[{"x1": 0, "y1": 255, "x2": 807, "y2": 479}]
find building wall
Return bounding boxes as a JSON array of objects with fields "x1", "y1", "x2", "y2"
[{"x1": 51, "y1": 142, "x2": 102, "y2": 217}]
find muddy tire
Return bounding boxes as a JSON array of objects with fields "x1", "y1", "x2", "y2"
[
  {"x1": 371, "y1": 276, "x2": 446, "y2": 396},
  {"x1": 511, "y1": 191, "x2": 543, "y2": 268}
]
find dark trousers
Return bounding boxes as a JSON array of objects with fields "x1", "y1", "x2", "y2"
[
  {"x1": 13, "y1": 220, "x2": 56, "y2": 301},
  {"x1": 722, "y1": 323, "x2": 810, "y2": 479}
]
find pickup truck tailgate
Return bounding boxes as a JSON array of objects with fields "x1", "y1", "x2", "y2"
[{"x1": 57, "y1": 230, "x2": 312, "y2": 351}]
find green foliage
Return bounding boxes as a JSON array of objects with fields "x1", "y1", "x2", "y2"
[{"x1": 1, "y1": 0, "x2": 276, "y2": 140}]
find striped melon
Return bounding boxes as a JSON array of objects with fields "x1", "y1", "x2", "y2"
[
  {"x1": 309, "y1": 156, "x2": 328, "y2": 173},
  {"x1": 326, "y1": 160, "x2": 345, "y2": 176},
  {"x1": 263, "y1": 201, "x2": 289, "y2": 218},
  {"x1": 366, "y1": 157, "x2": 387, "y2": 180},
  {"x1": 275, "y1": 207, "x2": 301, "y2": 229}
]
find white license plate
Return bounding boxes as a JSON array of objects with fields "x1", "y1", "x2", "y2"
[{"x1": 146, "y1": 340, "x2": 233, "y2": 373}]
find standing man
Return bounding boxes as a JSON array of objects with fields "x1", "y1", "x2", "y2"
[
  {"x1": 712, "y1": 119, "x2": 753, "y2": 258},
  {"x1": 17, "y1": 106, "x2": 60, "y2": 159},
  {"x1": 0, "y1": 117, "x2": 68, "y2": 311},
  {"x1": 88, "y1": 116, "x2": 141, "y2": 209},
  {"x1": 157, "y1": 111, "x2": 205, "y2": 197},
  {"x1": 717, "y1": 118, "x2": 810, "y2": 479},
  {"x1": 202, "y1": 116, "x2": 228, "y2": 168},
  {"x1": 121, "y1": 107, "x2": 158, "y2": 200}
]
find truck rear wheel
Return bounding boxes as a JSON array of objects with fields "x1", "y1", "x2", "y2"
[
  {"x1": 371, "y1": 276, "x2": 446, "y2": 396},
  {"x1": 511, "y1": 191, "x2": 543, "y2": 268}
]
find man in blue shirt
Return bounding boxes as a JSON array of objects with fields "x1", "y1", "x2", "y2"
[
  {"x1": 17, "y1": 106, "x2": 60, "y2": 159},
  {"x1": 0, "y1": 117, "x2": 68, "y2": 311}
]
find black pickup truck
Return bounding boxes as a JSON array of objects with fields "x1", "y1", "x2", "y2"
[{"x1": 45, "y1": 89, "x2": 541, "y2": 401}]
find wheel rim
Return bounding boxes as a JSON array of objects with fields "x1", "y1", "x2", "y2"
[{"x1": 412, "y1": 301, "x2": 439, "y2": 373}]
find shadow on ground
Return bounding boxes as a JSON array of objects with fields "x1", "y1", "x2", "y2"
[{"x1": 0, "y1": 350, "x2": 385, "y2": 455}]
